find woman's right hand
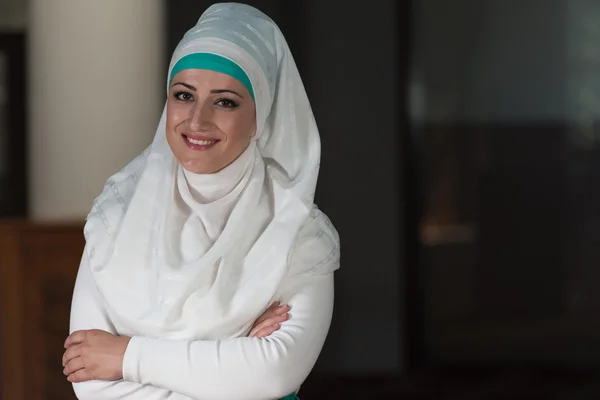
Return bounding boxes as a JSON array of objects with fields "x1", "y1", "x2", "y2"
[{"x1": 249, "y1": 301, "x2": 291, "y2": 338}]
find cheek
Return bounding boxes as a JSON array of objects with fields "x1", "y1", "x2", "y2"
[
  {"x1": 166, "y1": 103, "x2": 187, "y2": 133},
  {"x1": 220, "y1": 112, "x2": 256, "y2": 144}
]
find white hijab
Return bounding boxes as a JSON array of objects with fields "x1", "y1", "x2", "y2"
[{"x1": 83, "y1": 2, "x2": 339, "y2": 340}]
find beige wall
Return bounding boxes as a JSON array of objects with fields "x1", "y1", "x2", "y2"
[{"x1": 28, "y1": 0, "x2": 165, "y2": 221}]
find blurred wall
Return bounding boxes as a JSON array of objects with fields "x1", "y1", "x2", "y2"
[
  {"x1": 27, "y1": 0, "x2": 165, "y2": 220},
  {"x1": 302, "y1": 0, "x2": 401, "y2": 373}
]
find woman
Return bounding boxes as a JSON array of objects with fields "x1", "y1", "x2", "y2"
[{"x1": 61, "y1": 2, "x2": 340, "y2": 400}]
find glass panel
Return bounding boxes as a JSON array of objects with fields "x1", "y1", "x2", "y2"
[
  {"x1": 411, "y1": 0, "x2": 600, "y2": 366},
  {"x1": 0, "y1": 52, "x2": 6, "y2": 176},
  {"x1": 0, "y1": 51, "x2": 7, "y2": 215}
]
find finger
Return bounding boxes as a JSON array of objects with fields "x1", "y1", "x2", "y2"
[
  {"x1": 250, "y1": 312, "x2": 289, "y2": 336},
  {"x1": 249, "y1": 315, "x2": 278, "y2": 337},
  {"x1": 253, "y1": 323, "x2": 281, "y2": 338},
  {"x1": 268, "y1": 312, "x2": 290, "y2": 325},
  {"x1": 253, "y1": 302, "x2": 281, "y2": 326},
  {"x1": 62, "y1": 344, "x2": 83, "y2": 367},
  {"x1": 253, "y1": 304, "x2": 290, "y2": 328},
  {"x1": 248, "y1": 325, "x2": 261, "y2": 337},
  {"x1": 68, "y1": 368, "x2": 94, "y2": 383},
  {"x1": 63, "y1": 356, "x2": 85, "y2": 375},
  {"x1": 273, "y1": 304, "x2": 291, "y2": 315},
  {"x1": 64, "y1": 330, "x2": 87, "y2": 349},
  {"x1": 250, "y1": 317, "x2": 277, "y2": 336}
]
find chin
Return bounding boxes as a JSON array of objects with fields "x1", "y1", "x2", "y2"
[
  {"x1": 172, "y1": 151, "x2": 214, "y2": 175},
  {"x1": 181, "y1": 161, "x2": 216, "y2": 174}
]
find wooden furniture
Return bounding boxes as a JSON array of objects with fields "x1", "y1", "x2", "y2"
[{"x1": 0, "y1": 221, "x2": 84, "y2": 400}]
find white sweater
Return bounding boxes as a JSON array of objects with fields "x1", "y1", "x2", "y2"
[{"x1": 69, "y1": 253, "x2": 334, "y2": 400}]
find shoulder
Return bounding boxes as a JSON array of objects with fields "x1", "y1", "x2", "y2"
[
  {"x1": 88, "y1": 147, "x2": 150, "y2": 217},
  {"x1": 84, "y1": 146, "x2": 150, "y2": 250},
  {"x1": 298, "y1": 207, "x2": 339, "y2": 245},
  {"x1": 288, "y1": 206, "x2": 340, "y2": 276}
]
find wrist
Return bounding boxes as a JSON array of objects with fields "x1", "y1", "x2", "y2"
[{"x1": 122, "y1": 336, "x2": 144, "y2": 383}]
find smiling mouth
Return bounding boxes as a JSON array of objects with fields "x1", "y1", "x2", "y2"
[
  {"x1": 183, "y1": 134, "x2": 220, "y2": 150},
  {"x1": 186, "y1": 136, "x2": 217, "y2": 145}
]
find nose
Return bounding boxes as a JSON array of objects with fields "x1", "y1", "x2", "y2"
[{"x1": 189, "y1": 101, "x2": 214, "y2": 131}]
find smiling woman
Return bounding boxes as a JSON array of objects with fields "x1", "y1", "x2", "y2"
[{"x1": 63, "y1": 2, "x2": 338, "y2": 400}]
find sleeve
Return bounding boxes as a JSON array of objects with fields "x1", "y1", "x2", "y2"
[
  {"x1": 121, "y1": 272, "x2": 335, "y2": 400},
  {"x1": 69, "y1": 248, "x2": 194, "y2": 400}
]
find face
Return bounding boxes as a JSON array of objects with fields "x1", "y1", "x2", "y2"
[{"x1": 166, "y1": 68, "x2": 256, "y2": 174}]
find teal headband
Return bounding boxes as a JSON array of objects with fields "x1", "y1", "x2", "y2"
[{"x1": 169, "y1": 53, "x2": 255, "y2": 100}]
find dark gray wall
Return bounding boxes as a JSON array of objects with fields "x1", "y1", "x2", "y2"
[{"x1": 302, "y1": 0, "x2": 401, "y2": 372}]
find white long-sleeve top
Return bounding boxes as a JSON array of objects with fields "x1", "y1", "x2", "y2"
[{"x1": 69, "y1": 252, "x2": 334, "y2": 400}]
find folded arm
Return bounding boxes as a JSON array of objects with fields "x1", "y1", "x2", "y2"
[
  {"x1": 69, "y1": 251, "x2": 194, "y2": 400},
  {"x1": 122, "y1": 273, "x2": 334, "y2": 400},
  {"x1": 71, "y1": 249, "x2": 335, "y2": 400}
]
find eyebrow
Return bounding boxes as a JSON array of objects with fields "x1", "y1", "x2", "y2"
[
  {"x1": 171, "y1": 82, "x2": 244, "y2": 99},
  {"x1": 171, "y1": 82, "x2": 196, "y2": 91},
  {"x1": 212, "y1": 89, "x2": 244, "y2": 99}
]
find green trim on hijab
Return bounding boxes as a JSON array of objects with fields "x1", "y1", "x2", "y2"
[{"x1": 169, "y1": 53, "x2": 255, "y2": 100}]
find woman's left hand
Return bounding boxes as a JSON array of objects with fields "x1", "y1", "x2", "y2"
[{"x1": 62, "y1": 329, "x2": 131, "y2": 383}]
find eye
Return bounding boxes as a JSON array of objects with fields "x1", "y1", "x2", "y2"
[
  {"x1": 215, "y1": 98, "x2": 239, "y2": 108},
  {"x1": 174, "y1": 91, "x2": 194, "y2": 102}
]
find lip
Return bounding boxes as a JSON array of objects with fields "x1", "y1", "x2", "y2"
[
  {"x1": 182, "y1": 133, "x2": 220, "y2": 151},
  {"x1": 184, "y1": 132, "x2": 219, "y2": 141}
]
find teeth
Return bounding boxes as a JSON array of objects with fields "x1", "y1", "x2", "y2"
[{"x1": 186, "y1": 137, "x2": 217, "y2": 145}]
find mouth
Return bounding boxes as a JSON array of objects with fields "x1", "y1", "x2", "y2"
[{"x1": 182, "y1": 134, "x2": 220, "y2": 150}]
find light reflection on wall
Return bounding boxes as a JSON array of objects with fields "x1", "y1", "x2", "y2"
[{"x1": 568, "y1": 0, "x2": 600, "y2": 149}]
